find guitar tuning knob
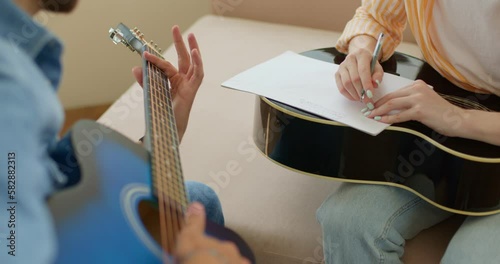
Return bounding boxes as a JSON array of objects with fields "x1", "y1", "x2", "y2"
[
  {"x1": 134, "y1": 28, "x2": 142, "y2": 37},
  {"x1": 158, "y1": 48, "x2": 162, "y2": 53}
]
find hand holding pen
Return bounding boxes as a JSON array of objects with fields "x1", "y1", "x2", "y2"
[
  {"x1": 334, "y1": 32, "x2": 385, "y2": 106},
  {"x1": 361, "y1": 32, "x2": 384, "y2": 114}
]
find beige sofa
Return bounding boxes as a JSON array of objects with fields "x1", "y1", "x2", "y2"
[{"x1": 99, "y1": 1, "x2": 462, "y2": 263}]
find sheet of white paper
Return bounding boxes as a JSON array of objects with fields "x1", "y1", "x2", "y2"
[{"x1": 222, "y1": 51, "x2": 416, "y2": 136}]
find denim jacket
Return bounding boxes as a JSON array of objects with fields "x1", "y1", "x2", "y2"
[{"x1": 0, "y1": 0, "x2": 75, "y2": 263}]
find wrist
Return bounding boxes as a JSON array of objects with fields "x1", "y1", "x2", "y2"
[
  {"x1": 443, "y1": 108, "x2": 500, "y2": 146},
  {"x1": 448, "y1": 108, "x2": 483, "y2": 140},
  {"x1": 348, "y1": 35, "x2": 378, "y2": 56},
  {"x1": 439, "y1": 106, "x2": 468, "y2": 138},
  {"x1": 173, "y1": 98, "x2": 194, "y2": 142},
  {"x1": 457, "y1": 109, "x2": 474, "y2": 138}
]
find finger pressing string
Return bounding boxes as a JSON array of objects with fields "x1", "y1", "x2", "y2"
[{"x1": 143, "y1": 52, "x2": 178, "y2": 78}]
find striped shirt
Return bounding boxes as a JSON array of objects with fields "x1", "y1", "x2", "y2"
[{"x1": 336, "y1": 0, "x2": 500, "y2": 96}]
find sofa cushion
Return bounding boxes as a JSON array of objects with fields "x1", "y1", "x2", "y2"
[{"x1": 98, "y1": 14, "x2": 423, "y2": 263}]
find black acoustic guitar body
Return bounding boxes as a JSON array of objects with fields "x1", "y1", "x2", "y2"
[{"x1": 254, "y1": 47, "x2": 500, "y2": 216}]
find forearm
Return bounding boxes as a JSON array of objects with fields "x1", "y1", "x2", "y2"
[
  {"x1": 173, "y1": 99, "x2": 194, "y2": 143},
  {"x1": 457, "y1": 110, "x2": 500, "y2": 146}
]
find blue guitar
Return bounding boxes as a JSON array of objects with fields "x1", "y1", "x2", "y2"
[{"x1": 48, "y1": 23, "x2": 255, "y2": 264}]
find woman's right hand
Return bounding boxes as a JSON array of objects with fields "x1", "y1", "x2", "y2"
[{"x1": 335, "y1": 35, "x2": 384, "y2": 105}]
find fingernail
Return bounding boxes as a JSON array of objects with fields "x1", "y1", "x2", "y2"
[
  {"x1": 363, "y1": 110, "x2": 371, "y2": 116},
  {"x1": 374, "y1": 116, "x2": 382, "y2": 121},
  {"x1": 367, "y1": 102, "x2": 374, "y2": 110},
  {"x1": 366, "y1": 90, "x2": 373, "y2": 99},
  {"x1": 187, "y1": 203, "x2": 204, "y2": 215},
  {"x1": 361, "y1": 107, "x2": 368, "y2": 113},
  {"x1": 375, "y1": 80, "x2": 381, "y2": 87},
  {"x1": 427, "y1": 85, "x2": 434, "y2": 89}
]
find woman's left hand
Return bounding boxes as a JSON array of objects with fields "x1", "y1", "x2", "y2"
[{"x1": 367, "y1": 80, "x2": 469, "y2": 137}]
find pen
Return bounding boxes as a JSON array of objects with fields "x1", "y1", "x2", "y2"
[
  {"x1": 370, "y1": 32, "x2": 385, "y2": 74},
  {"x1": 361, "y1": 32, "x2": 385, "y2": 100}
]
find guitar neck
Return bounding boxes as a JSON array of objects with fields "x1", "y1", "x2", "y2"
[{"x1": 142, "y1": 45, "x2": 188, "y2": 253}]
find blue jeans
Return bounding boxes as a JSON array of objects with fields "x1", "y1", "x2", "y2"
[
  {"x1": 186, "y1": 181, "x2": 225, "y2": 226},
  {"x1": 317, "y1": 183, "x2": 500, "y2": 263}
]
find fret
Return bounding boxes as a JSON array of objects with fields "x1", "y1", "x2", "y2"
[
  {"x1": 109, "y1": 24, "x2": 195, "y2": 257},
  {"x1": 144, "y1": 44, "x2": 188, "y2": 255}
]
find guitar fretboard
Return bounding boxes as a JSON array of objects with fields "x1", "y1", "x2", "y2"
[{"x1": 143, "y1": 45, "x2": 187, "y2": 254}]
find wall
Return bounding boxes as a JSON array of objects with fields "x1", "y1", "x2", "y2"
[
  {"x1": 46, "y1": 0, "x2": 416, "y2": 109},
  {"x1": 213, "y1": 0, "x2": 416, "y2": 43},
  {"x1": 40, "y1": 0, "x2": 210, "y2": 109}
]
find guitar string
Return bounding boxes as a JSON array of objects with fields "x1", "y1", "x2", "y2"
[
  {"x1": 147, "y1": 48, "x2": 188, "y2": 210},
  {"x1": 147, "y1": 58, "x2": 172, "y2": 255},
  {"x1": 155, "y1": 61, "x2": 183, "y2": 248},
  {"x1": 150, "y1": 72, "x2": 169, "y2": 255},
  {"x1": 151, "y1": 60, "x2": 188, "y2": 210},
  {"x1": 145, "y1": 44, "x2": 194, "y2": 256},
  {"x1": 165, "y1": 66, "x2": 188, "y2": 211},
  {"x1": 438, "y1": 92, "x2": 493, "y2": 111},
  {"x1": 148, "y1": 49, "x2": 187, "y2": 253},
  {"x1": 155, "y1": 67, "x2": 186, "y2": 234},
  {"x1": 149, "y1": 49, "x2": 183, "y2": 254},
  {"x1": 151, "y1": 61, "x2": 178, "y2": 254},
  {"x1": 149, "y1": 55, "x2": 184, "y2": 206},
  {"x1": 157, "y1": 49, "x2": 188, "y2": 209},
  {"x1": 152, "y1": 58, "x2": 178, "y2": 255}
]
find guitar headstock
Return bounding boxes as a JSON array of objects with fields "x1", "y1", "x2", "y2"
[{"x1": 109, "y1": 23, "x2": 162, "y2": 56}]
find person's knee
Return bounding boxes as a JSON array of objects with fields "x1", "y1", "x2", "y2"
[
  {"x1": 442, "y1": 215, "x2": 500, "y2": 263},
  {"x1": 316, "y1": 192, "x2": 360, "y2": 233},
  {"x1": 185, "y1": 181, "x2": 224, "y2": 225},
  {"x1": 316, "y1": 184, "x2": 403, "y2": 236},
  {"x1": 186, "y1": 181, "x2": 218, "y2": 202}
]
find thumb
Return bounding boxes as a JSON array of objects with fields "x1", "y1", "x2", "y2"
[
  {"x1": 372, "y1": 63, "x2": 384, "y2": 88},
  {"x1": 184, "y1": 202, "x2": 206, "y2": 235},
  {"x1": 132, "y1": 66, "x2": 143, "y2": 88}
]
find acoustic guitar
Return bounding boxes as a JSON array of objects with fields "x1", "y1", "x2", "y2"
[
  {"x1": 48, "y1": 23, "x2": 255, "y2": 263},
  {"x1": 254, "y1": 48, "x2": 500, "y2": 216}
]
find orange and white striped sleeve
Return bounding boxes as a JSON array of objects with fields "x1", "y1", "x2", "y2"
[{"x1": 335, "y1": 0, "x2": 407, "y2": 62}]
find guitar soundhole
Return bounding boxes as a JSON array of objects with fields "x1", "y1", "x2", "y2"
[
  {"x1": 137, "y1": 199, "x2": 184, "y2": 254},
  {"x1": 137, "y1": 200, "x2": 163, "y2": 250}
]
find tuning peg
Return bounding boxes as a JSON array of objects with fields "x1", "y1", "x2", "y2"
[{"x1": 133, "y1": 27, "x2": 143, "y2": 37}]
